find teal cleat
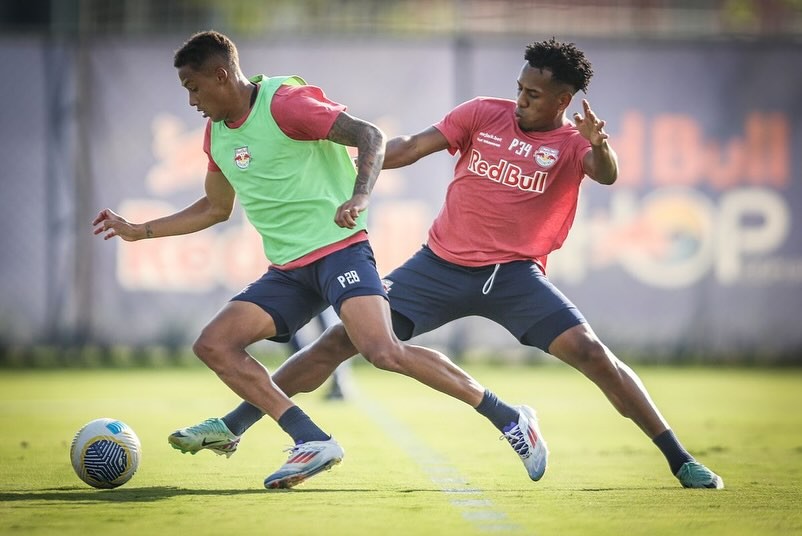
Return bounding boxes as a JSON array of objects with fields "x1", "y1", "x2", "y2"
[
  {"x1": 264, "y1": 438, "x2": 344, "y2": 489},
  {"x1": 501, "y1": 405, "x2": 548, "y2": 481},
  {"x1": 676, "y1": 461, "x2": 724, "y2": 489},
  {"x1": 168, "y1": 417, "x2": 241, "y2": 458}
]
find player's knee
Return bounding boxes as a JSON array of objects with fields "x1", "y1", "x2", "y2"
[
  {"x1": 320, "y1": 324, "x2": 357, "y2": 361},
  {"x1": 192, "y1": 331, "x2": 226, "y2": 371},
  {"x1": 361, "y1": 342, "x2": 405, "y2": 373},
  {"x1": 571, "y1": 337, "x2": 615, "y2": 376}
]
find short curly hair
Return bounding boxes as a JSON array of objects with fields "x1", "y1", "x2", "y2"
[
  {"x1": 524, "y1": 38, "x2": 593, "y2": 93},
  {"x1": 173, "y1": 30, "x2": 239, "y2": 71}
]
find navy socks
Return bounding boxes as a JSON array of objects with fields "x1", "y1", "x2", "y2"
[
  {"x1": 475, "y1": 389, "x2": 521, "y2": 432},
  {"x1": 277, "y1": 406, "x2": 330, "y2": 444},
  {"x1": 221, "y1": 401, "x2": 264, "y2": 436},
  {"x1": 221, "y1": 403, "x2": 329, "y2": 445},
  {"x1": 653, "y1": 429, "x2": 694, "y2": 475}
]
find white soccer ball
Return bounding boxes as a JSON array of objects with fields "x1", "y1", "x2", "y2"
[{"x1": 70, "y1": 418, "x2": 141, "y2": 489}]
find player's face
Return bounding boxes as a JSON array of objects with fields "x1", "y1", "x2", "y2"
[
  {"x1": 515, "y1": 63, "x2": 572, "y2": 131},
  {"x1": 177, "y1": 64, "x2": 229, "y2": 123}
]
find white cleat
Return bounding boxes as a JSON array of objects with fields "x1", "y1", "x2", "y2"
[
  {"x1": 501, "y1": 405, "x2": 548, "y2": 481},
  {"x1": 264, "y1": 438, "x2": 344, "y2": 489}
]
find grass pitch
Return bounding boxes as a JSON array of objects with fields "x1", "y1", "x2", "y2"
[{"x1": 1, "y1": 362, "x2": 801, "y2": 535}]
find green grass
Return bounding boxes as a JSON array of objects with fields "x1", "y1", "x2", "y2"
[{"x1": 1, "y1": 363, "x2": 801, "y2": 535}]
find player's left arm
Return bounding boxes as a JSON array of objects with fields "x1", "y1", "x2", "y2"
[
  {"x1": 574, "y1": 99, "x2": 618, "y2": 185},
  {"x1": 326, "y1": 111, "x2": 387, "y2": 229}
]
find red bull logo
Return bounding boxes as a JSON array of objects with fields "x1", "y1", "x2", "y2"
[
  {"x1": 234, "y1": 146, "x2": 251, "y2": 170},
  {"x1": 534, "y1": 146, "x2": 559, "y2": 168},
  {"x1": 467, "y1": 149, "x2": 548, "y2": 193},
  {"x1": 381, "y1": 278, "x2": 393, "y2": 293}
]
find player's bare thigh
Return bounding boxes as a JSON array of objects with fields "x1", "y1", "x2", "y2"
[
  {"x1": 337, "y1": 294, "x2": 399, "y2": 360},
  {"x1": 197, "y1": 300, "x2": 279, "y2": 350}
]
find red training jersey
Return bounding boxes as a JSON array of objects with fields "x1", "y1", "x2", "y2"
[{"x1": 429, "y1": 97, "x2": 592, "y2": 268}]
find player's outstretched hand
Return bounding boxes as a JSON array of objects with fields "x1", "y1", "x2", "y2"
[
  {"x1": 573, "y1": 99, "x2": 609, "y2": 147},
  {"x1": 92, "y1": 208, "x2": 143, "y2": 241},
  {"x1": 335, "y1": 194, "x2": 369, "y2": 229}
]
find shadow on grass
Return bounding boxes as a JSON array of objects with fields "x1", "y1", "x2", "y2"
[
  {"x1": 0, "y1": 486, "x2": 384, "y2": 502},
  {"x1": 2, "y1": 486, "x2": 678, "y2": 503}
]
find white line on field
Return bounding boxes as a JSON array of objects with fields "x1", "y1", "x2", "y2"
[{"x1": 354, "y1": 389, "x2": 531, "y2": 535}]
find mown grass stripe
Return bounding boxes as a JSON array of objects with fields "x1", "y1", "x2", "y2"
[{"x1": 353, "y1": 388, "x2": 529, "y2": 534}]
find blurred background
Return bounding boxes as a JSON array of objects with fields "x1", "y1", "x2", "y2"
[{"x1": 1, "y1": 0, "x2": 801, "y2": 366}]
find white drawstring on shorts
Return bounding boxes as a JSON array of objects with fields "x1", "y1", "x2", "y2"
[{"x1": 482, "y1": 264, "x2": 501, "y2": 295}]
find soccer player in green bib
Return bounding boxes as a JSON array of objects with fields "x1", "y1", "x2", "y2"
[{"x1": 93, "y1": 31, "x2": 545, "y2": 489}]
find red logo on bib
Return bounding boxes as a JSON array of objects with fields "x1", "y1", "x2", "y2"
[{"x1": 234, "y1": 146, "x2": 251, "y2": 169}]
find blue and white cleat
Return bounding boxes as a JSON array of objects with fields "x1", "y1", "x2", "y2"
[
  {"x1": 264, "y1": 438, "x2": 344, "y2": 489},
  {"x1": 168, "y1": 417, "x2": 241, "y2": 458},
  {"x1": 676, "y1": 461, "x2": 724, "y2": 489},
  {"x1": 502, "y1": 405, "x2": 548, "y2": 481}
]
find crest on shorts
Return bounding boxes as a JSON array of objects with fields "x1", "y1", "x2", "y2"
[
  {"x1": 534, "y1": 146, "x2": 559, "y2": 168},
  {"x1": 234, "y1": 146, "x2": 251, "y2": 169},
  {"x1": 381, "y1": 278, "x2": 393, "y2": 294}
]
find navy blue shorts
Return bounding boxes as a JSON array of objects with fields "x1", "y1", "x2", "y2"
[
  {"x1": 383, "y1": 246, "x2": 585, "y2": 352},
  {"x1": 231, "y1": 241, "x2": 387, "y2": 343}
]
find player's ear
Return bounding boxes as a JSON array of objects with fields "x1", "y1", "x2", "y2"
[
  {"x1": 558, "y1": 91, "x2": 573, "y2": 113},
  {"x1": 214, "y1": 66, "x2": 229, "y2": 84}
]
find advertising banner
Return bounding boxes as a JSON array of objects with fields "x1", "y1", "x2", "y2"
[{"x1": 1, "y1": 37, "x2": 799, "y2": 359}]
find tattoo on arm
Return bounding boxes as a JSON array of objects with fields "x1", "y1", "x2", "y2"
[
  {"x1": 145, "y1": 223, "x2": 154, "y2": 238},
  {"x1": 327, "y1": 113, "x2": 362, "y2": 146},
  {"x1": 327, "y1": 113, "x2": 385, "y2": 196}
]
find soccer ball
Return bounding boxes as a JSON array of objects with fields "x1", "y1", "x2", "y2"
[{"x1": 70, "y1": 418, "x2": 141, "y2": 489}]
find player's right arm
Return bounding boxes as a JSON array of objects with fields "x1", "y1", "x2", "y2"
[
  {"x1": 383, "y1": 126, "x2": 450, "y2": 169},
  {"x1": 92, "y1": 169, "x2": 235, "y2": 241}
]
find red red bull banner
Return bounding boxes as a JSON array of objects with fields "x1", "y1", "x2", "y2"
[{"x1": 0, "y1": 38, "x2": 799, "y2": 360}]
